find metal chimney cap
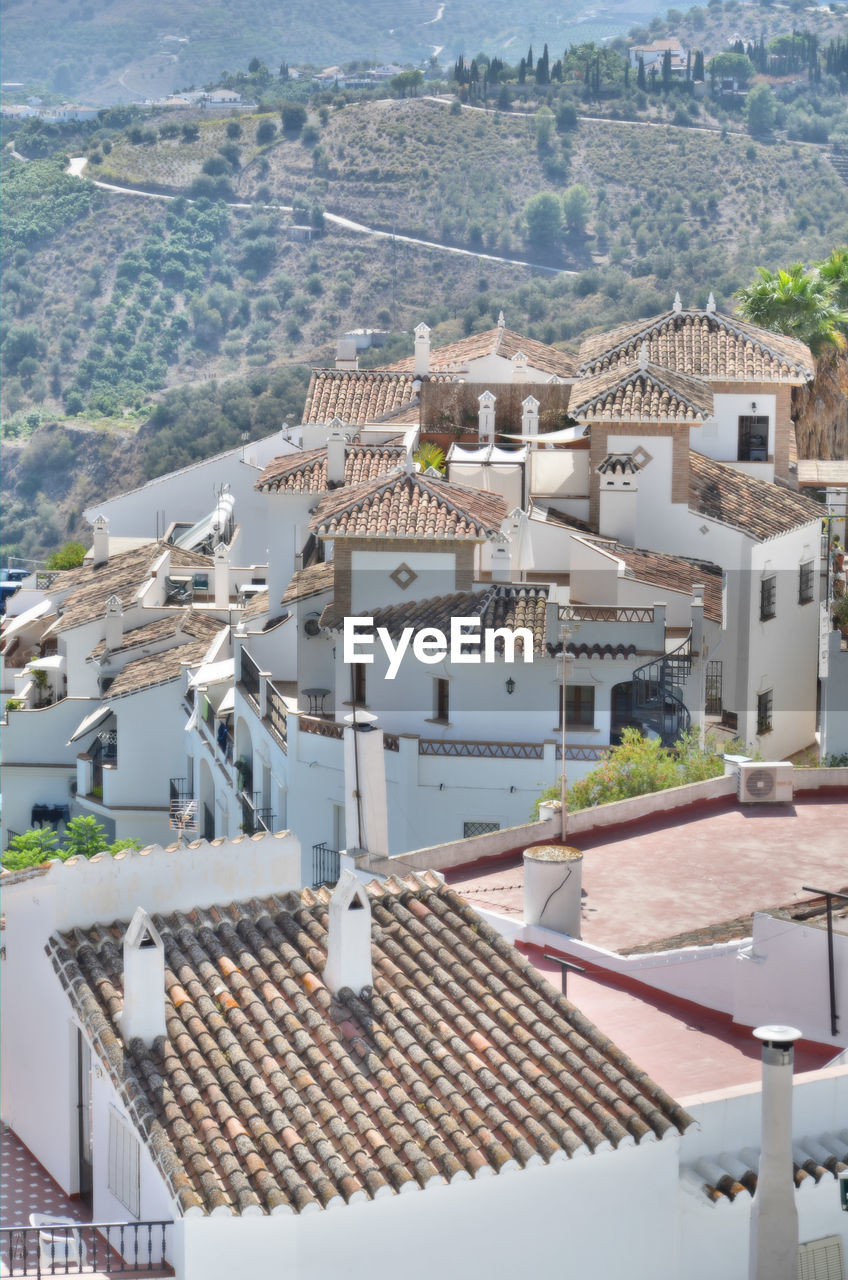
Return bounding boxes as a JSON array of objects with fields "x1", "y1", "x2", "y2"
[{"x1": 753, "y1": 1025, "x2": 802, "y2": 1048}]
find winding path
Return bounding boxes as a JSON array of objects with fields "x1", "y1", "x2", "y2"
[{"x1": 65, "y1": 155, "x2": 571, "y2": 276}]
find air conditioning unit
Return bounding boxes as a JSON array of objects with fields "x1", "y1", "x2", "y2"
[{"x1": 737, "y1": 762, "x2": 794, "y2": 804}]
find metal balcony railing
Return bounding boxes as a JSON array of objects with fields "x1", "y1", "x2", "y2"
[
  {"x1": 0, "y1": 1219, "x2": 172, "y2": 1275},
  {"x1": 312, "y1": 842, "x2": 340, "y2": 888}
]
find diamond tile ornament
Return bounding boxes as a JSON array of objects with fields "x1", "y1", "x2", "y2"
[{"x1": 389, "y1": 562, "x2": 418, "y2": 591}]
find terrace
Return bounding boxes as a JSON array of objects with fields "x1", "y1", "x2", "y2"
[{"x1": 0, "y1": 1129, "x2": 171, "y2": 1278}]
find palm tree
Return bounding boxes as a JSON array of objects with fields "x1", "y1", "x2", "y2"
[
  {"x1": 735, "y1": 262, "x2": 848, "y2": 354},
  {"x1": 816, "y1": 246, "x2": 848, "y2": 320}
]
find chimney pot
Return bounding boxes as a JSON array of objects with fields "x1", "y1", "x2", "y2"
[{"x1": 323, "y1": 871, "x2": 374, "y2": 995}]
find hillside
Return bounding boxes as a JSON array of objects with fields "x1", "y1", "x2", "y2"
[
  {"x1": 3, "y1": 95, "x2": 847, "y2": 565},
  {"x1": 2, "y1": 0, "x2": 646, "y2": 106}
]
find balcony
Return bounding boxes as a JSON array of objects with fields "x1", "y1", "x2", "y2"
[{"x1": 168, "y1": 778, "x2": 198, "y2": 835}]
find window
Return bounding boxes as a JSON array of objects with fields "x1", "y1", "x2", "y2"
[
  {"x1": 759, "y1": 575, "x2": 776, "y2": 621},
  {"x1": 107, "y1": 1109, "x2": 140, "y2": 1217},
  {"x1": 352, "y1": 663, "x2": 366, "y2": 706},
  {"x1": 564, "y1": 685, "x2": 595, "y2": 728},
  {"x1": 464, "y1": 821, "x2": 500, "y2": 838},
  {"x1": 738, "y1": 415, "x2": 769, "y2": 462},
  {"x1": 434, "y1": 678, "x2": 449, "y2": 722},
  {"x1": 798, "y1": 1235, "x2": 844, "y2": 1280},
  {"x1": 756, "y1": 689, "x2": 773, "y2": 736},
  {"x1": 798, "y1": 560, "x2": 814, "y2": 605}
]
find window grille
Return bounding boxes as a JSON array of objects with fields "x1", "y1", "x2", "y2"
[
  {"x1": 756, "y1": 689, "x2": 773, "y2": 736},
  {"x1": 759, "y1": 575, "x2": 776, "y2": 621},
  {"x1": 463, "y1": 821, "x2": 500, "y2": 839},
  {"x1": 798, "y1": 560, "x2": 814, "y2": 605}
]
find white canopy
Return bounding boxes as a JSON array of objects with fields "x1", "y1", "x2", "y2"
[
  {"x1": 501, "y1": 425, "x2": 586, "y2": 444},
  {"x1": 189, "y1": 657, "x2": 235, "y2": 689},
  {"x1": 216, "y1": 687, "x2": 236, "y2": 715},
  {"x1": 446, "y1": 444, "x2": 527, "y2": 463},
  {"x1": 68, "y1": 704, "x2": 113, "y2": 744},
  {"x1": 26, "y1": 654, "x2": 65, "y2": 671},
  {"x1": 1, "y1": 597, "x2": 53, "y2": 640}
]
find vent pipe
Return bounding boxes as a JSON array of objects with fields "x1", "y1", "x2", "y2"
[{"x1": 748, "y1": 1025, "x2": 801, "y2": 1280}]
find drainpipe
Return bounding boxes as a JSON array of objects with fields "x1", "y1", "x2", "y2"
[{"x1": 748, "y1": 1025, "x2": 801, "y2": 1280}]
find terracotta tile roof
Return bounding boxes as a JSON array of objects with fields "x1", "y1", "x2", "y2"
[
  {"x1": 383, "y1": 327, "x2": 576, "y2": 380},
  {"x1": 242, "y1": 587, "x2": 271, "y2": 620},
  {"x1": 47, "y1": 874, "x2": 694, "y2": 1217},
  {"x1": 44, "y1": 545, "x2": 213, "y2": 636},
  {"x1": 578, "y1": 310, "x2": 814, "y2": 383},
  {"x1": 570, "y1": 361, "x2": 714, "y2": 423},
  {"x1": 624, "y1": 883, "x2": 848, "y2": 956},
  {"x1": 587, "y1": 540, "x2": 723, "y2": 623},
  {"x1": 255, "y1": 445, "x2": 406, "y2": 494},
  {"x1": 311, "y1": 471, "x2": 508, "y2": 540},
  {"x1": 322, "y1": 584, "x2": 549, "y2": 656},
  {"x1": 87, "y1": 610, "x2": 219, "y2": 661},
  {"x1": 302, "y1": 370, "x2": 448, "y2": 426},
  {"x1": 686, "y1": 1133, "x2": 848, "y2": 1205},
  {"x1": 104, "y1": 614, "x2": 221, "y2": 698},
  {"x1": 281, "y1": 561, "x2": 335, "y2": 605},
  {"x1": 689, "y1": 451, "x2": 824, "y2": 540}
]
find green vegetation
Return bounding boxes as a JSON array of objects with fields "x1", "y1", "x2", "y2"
[
  {"x1": 2, "y1": 815, "x2": 143, "y2": 871},
  {"x1": 413, "y1": 443, "x2": 446, "y2": 473},
  {"x1": 533, "y1": 727, "x2": 729, "y2": 815},
  {"x1": 736, "y1": 249, "x2": 848, "y2": 352},
  {"x1": 46, "y1": 541, "x2": 87, "y2": 569}
]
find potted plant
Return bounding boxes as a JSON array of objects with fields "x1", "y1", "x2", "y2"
[{"x1": 832, "y1": 593, "x2": 848, "y2": 639}]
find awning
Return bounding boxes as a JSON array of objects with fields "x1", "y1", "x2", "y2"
[
  {"x1": 216, "y1": 687, "x2": 235, "y2": 715},
  {"x1": 1, "y1": 598, "x2": 53, "y2": 640},
  {"x1": 68, "y1": 704, "x2": 113, "y2": 744},
  {"x1": 189, "y1": 657, "x2": 235, "y2": 689},
  {"x1": 26, "y1": 653, "x2": 65, "y2": 671},
  {"x1": 501, "y1": 425, "x2": 586, "y2": 444}
]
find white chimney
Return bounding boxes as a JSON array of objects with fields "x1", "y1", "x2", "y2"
[
  {"x1": 214, "y1": 542, "x2": 230, "y2": 608},
  {"x1": 491, "y1": 533, "x2": 511, "y2": 582},
  {"x1": 512, "y1": 351, "x2": 528, "y2": 383},
  {"x1": 327, "y1": 424, "x2": 347, "y2": 487},
  {"x1": 497, "y1": 310, "x2": 506, "y2": 329},
  {"x1": 335, "y1": 337, "x2": 358, "y2": 371},
  {"x1": 414, "y1": 323, "x2": 431, "y2": 376},
  {"x1": 748, "y1": 1025, "x2": 801, "y2": 1280},
  {"x1": 104, "y1": 594, "x2": 123, "y2": 652},
  {"x1": 673, "y1": 291, "x2": 683, "y2": 314},
  {"x1": 521, "y1": 394, "x2": 540, "y2": 441},
  {"x1": 323, "y1": 869, "x2": 373, "y2": 996},
  {"x1": 120, "y1": 907, "x2": 166, "y2": 1047},
  {"x1": 478, "y1": 390, "x2": 496, "y2": 445},
  {"x1": 706, "y1": 291, "x2": 717, "y2": 315},
  {"x1": 343, "y1": 710, "x2": 388, "y2": 860},
  {"x1": 92, "y1": 515, "x2": 110, "y2": 568}
]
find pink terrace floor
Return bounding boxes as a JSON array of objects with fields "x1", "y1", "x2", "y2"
[
  {"x1": 0, "y1": 1128, "x2": 171, "y2": 1278},
  {"x1": 445, "y1": 796, "x2": 847, "y2": 1098}
]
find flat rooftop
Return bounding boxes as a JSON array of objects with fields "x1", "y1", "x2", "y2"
[
  {"x1": 445, "y1": 795, "x2": 847, "y2": 1097},
  {"x1": 445, "y1": 795, "x2": 848, "y2": 953}
]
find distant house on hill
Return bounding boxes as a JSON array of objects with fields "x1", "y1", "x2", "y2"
[{"x1": 630, "y1": 38, "x2": 688, "y2": 79}]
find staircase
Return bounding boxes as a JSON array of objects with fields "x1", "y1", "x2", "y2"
[{"x1": 631, "y1": 632, "x2": 692, "y2": 747}]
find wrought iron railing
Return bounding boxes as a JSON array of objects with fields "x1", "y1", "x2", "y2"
[
  {"x1": 558, "y1": 604, "x2": 655, "y2": 624},
  {"x1": 631, "y1": 631, "x2": 692, "y2": 747},
  {"x1": 299, "y1": 716, "x2": 344, "y2": 740},
  {"x1": 240, "y1": 649, "x2": 261, "y2": 705},
  {"x1": 266, "y1": 681, "x2": 288, "y2": 752},
  {"x1": 419, "y1": 739, "x2": 544, "y2": 759},
  {"x1": 168, "y1": 778, "x2": 197, "y2": 832},
  {"x1": 312, "y1": 842, "x2": 340, "y2": 887},
  {"x1": 0, "y1": 1219, "x2": 172, "y2": 1276},
  {"x1": 555, "y1": 744, "x2": 607, "y2": 761}
]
